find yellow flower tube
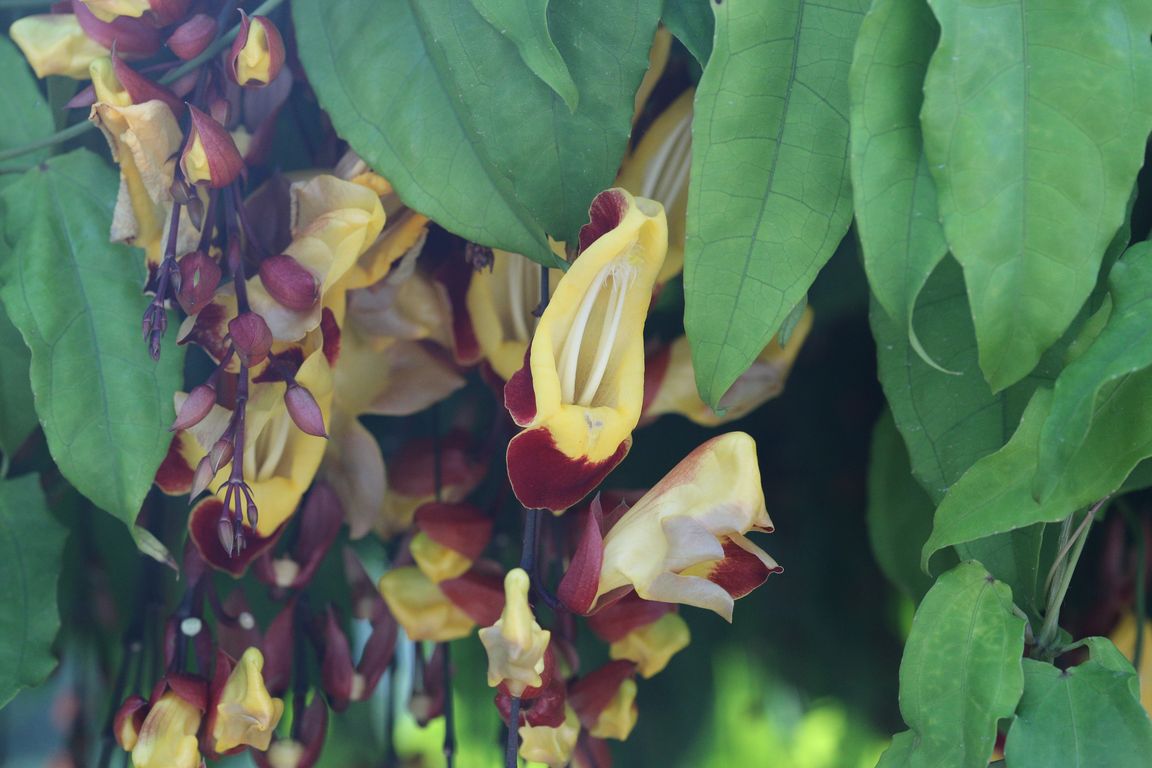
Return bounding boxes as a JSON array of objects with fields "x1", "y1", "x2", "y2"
[{"x1": 505, "y1": 189, "x2": 667, "y2": 512}]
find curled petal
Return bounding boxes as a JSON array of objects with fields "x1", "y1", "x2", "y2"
[{"x1": 11, "y1": 14, "x2": 109, "y2": 79}]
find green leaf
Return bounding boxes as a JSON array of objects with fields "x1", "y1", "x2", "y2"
[
  {"x1": 0, "y1": 300, "x2": 36, "y2": 457},
  {"x1": 469, "y1": 0, "x2": 579, "y2": 111},
  {"x1": 1004, "y1": 637, "x2": 1152, "y2": 768},
  {"x1": 293, "y1": 0, "x2": 661, "y2": 267},
  {"x1": 953, "y1": 525, "x2": 1050, "y2": 619},
  {"x1": 919, "y1": 0, "x2": 1152, "y2": 391},
  {"x1": 684, "y1": 0, "x2": 865, "y2": 408},
  {"x1": 0, "y1": 151, "x2": 183, "y2": 538},
  {"x1": 923, "y1": 375, "x2": 1152, "y2": 572},
  {"x1": 0, "y1": 474, "x2": 67, "y2": 709},
  {"x1": 875, "y1": 731, "x2": 916, "y2": 768},
  {"x1": 848, "y1": 0, "x2": 947, "y2": 370},
  {"x1": 0, "y1": 35, "x2": 52, "y2": 159},
  {"x1": 1034, "y1": 242, "x2": 1152, "y2": 500},
  {"x1": 867, "y1": 409, "x2": 947, "y2": 602},
  {"x1": 892, "y1": 561, "x2": 1026, "y2": 768},
  {"x1": 871, "y1": 258, "x2": 1059, "y2": 504},
  {"x1": 662, "y1": 0, "x2": 714, "y2": 65}
]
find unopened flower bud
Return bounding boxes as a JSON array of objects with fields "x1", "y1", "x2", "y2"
[
  {"x1": 218, "y1": 512, "x2": 236, "y2": 556},
  {"x1": 171, "y1": 383, "x2": 216, "y2": 431},
  {"x1": 110, "y1": 55, "x2": 182, "y2": 114},
  {"x1": 229, "y1": 13, "x2": 285, "y2": 87},
  {"x1": 247, "y1": 503, "x2": 259, "y2": 529},
  {"x1": 167, "y1": 14, "x2": 217, "y2": 60},
  {"x1": 479, "y1": 568, "x2": 550, "y2": 697},
  {"x1": 176, "y1": 251, "x2": 221, "y2": 315},
  {"x1": 190, "y1": 455, "x2": 215, "y2": 500},
  {"x1": 259, "y1": 254, "x2": 319, "y2": 311},
  {"x1": 209, "y1": 437, "x2": 234, "y2": 473},
  {"x1": 229, "y1": 312, "x2": 272, "y2": 367},
  {"x1": 181, "y1": 105, "x2": 244, "y2": 188},
  {"x1": 284, "y1": 383, "x2": 327, "y2": 438}
]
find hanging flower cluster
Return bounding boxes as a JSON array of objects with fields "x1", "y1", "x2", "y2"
[{"x1": 10, "y1": 8, "x2": 811, "y2": 766}]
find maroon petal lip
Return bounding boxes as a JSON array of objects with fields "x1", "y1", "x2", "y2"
[
  {"x1": 72, "y1": 0, "x2": 163, "y2": 57},
  {"x1": 578, "y1": 189, "x2": 628, "y2": 254},
  {"x1": 503, "y1": 349, "x2": 537, "y2": 425},
  {"x1": 155, "y1": 433, "x2": 195, "y2": 494},
  {"x1": 438, "y1": 563, "x2": 504, "y2": 627},
  {"x1": 586, "y1": 592, "x2": 676, "y2": 643},
  {"x1": 569, "y1": 660, "x2": 636, "y2": 728},
  {"x1": 188, "y1": 498, "x2": 282, "y2": 576},
  {"x1": 414, "y1": 502, "x2": 493, "y2": 560},
  {"x1": 506, "y1": 427, "x2": 630, "y2": 512},
  {"x1": 709, "y1": 538, "x2": 783, "y2": 599}
]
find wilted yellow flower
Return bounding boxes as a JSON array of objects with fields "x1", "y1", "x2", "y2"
[
  {"x1": 378, "y1": 566, "x2": 475, "y2": 642},
  {"x1": 519, "y1": 706, "x2": 581, "y2": 768},
  {"x1": 594, "y1": 432, "x2": 780, "y2": 621},
  {"x1": 130, "y1": 691, "x2": 203, "y2": 768},
  {"x1": 479, "y1": 569, "x2": 551, "y2": 696},
  {"x1": 10, "y1": 14, "x2": 109, "y2": 79},
  {"x1": 609, "y1": 612, "x2": 691, "y2": 678},
  {"x1": 210, "y1": 648, "x2": 285, "y2": 753},
  {"x1": 505, "y1": 188, "x2": 667, "y2": 512}
]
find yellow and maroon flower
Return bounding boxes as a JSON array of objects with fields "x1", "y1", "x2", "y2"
[
  {"x1": 569, "y1": 661, "x2": 639, "y2": 741},
  {"x1": 377, "y1": 566, "x2": 476, "y2": 642},
  {"x1": 504, "y1": 188, "x2": 667, "y2": 512},
  {"x1": 127, "y1": 675, "x2": 207, "y2": 768},
  {"x1": 478, "y1": 568, "x2": 551, "y2": 696},
  {"x1": 206, "y1": 647, "x2": 285, "y2": 755},
  {"x1": 642, "y1": 307, "x2": 813, "y2": 426},
  {"x1": 10, "y1": 14, "x2": 109, "y2": 79}
]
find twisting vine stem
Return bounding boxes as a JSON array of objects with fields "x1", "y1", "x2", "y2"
[{"x1": 1036, "y1": 497, "x2": 1109, "y2": 657}]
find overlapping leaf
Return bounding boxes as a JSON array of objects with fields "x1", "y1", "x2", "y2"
[
  {"x1": 662, "y1": 0, "x2": 714, "y2": 66},
  {"x1": 683, "y1": 0, "x2": 864, "y2": 408},
  {"x1": 920, "y1": 0, "x2": 1152, "y2": 391},
  {"x1": 293, "y1": 0, "x2": 661, "y2": 267},
  {"x1": 0, "y1": 151, "x2": 182, "y2": 539},
  {"x1": 885, "y1": 561, "x2": 1025, "y2": 767},
  {"x1": 1034, "y1": 242, "x2": 1152, "y2": 500},
  {"x1": 0, "y1": 35, "x2": 51, "y2": 161},
  {"x1": 1004, "y1": 638, "x2": 1152, "y2": 767},
  {"x1": 849, "y1": 0, "x2": 947, "y2": 369},
  {"x1": 0, "y1": 474, "x2": 67, "y2": 709},
  {"x1": 468, "y1": 0, "x2": 578, "y2": 111}
]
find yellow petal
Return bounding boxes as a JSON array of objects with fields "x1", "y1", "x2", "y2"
[
  {"x1": 519, "y1": 706, "x2": 581, "y2": 768},
  {"x1": 213, "y1": 648, "x2": 285, "y2": 753},
  {"x1": 410, "y1": 532, "x2": 472, "y2": 584},
  {"x1": 378, "y1": 566, "x2": 475, "y2": 642},
  {"x1": 609, "y1": 612, "x2": 690, "y2": 678},
  {"x1": 10, "y1": 15, "x2": 109, "y2": 79},
  {"x1": 478, "y1": 568, "x2": 550, "y2": 696},
  {"x1": 467, "y1": 250, "x2": 559, "y2": 381},
  {"x1": 131, "y1": 692, "x2": 202, "y2": 768}
]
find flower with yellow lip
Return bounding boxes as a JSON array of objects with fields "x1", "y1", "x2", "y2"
[
  {"x1": 378, "y1": 566, "x2": 476, "y2": 642},
  {"x1": 505, "y1": 188, "x2": 667, "y2": 512},
  {"x1": 593, "y1": 432, "x2": 781, "y2": 621},
  {"x1": 479, "y1": 569, "x2": 551, "y2": 696},
  {"x1": 10, "y1": 14, "x2": 109, "y2": 79},
  {"x1": 209, "y1": 647, "x2": 285, "y2": 754},
  {"x1": 519, "y1": 705, "x2": 581, "y2": 768},
  {"x1": 617, "y1": 89, "x2": 693, "y2": 284},
  {"x1": 643, "y1": 307, "x2": 813, "y2": 426},
  {"x1": 609, "y1": 612, "x2": 690, "y2": 678},
  {"x1": 466, "y1": 249, "x2": 559, "y2": 381},
  {"x1": 229, "y1": 13, "x2": 285, "y2": 87},
  {"x1": 129, "y1": 683, "x2": 205, "y2": 768},
  {"x1": 570, "y1": 661, "x2": 640, "y2": 741}
]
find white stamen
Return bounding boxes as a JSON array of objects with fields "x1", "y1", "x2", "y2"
[
  {"x1": 556, "y1": 266, "x2": 612, "y2": 403},
  {"x1": 576, "y1": 265, "x2": 635, "y2": 406},
  {"x1": 640, "y1": 111, "x2": 692, "y2": 202}
]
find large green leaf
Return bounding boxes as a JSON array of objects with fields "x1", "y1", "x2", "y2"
[
  {"x1": 875, "y1": 731, "x2": 916, "y2": 768},
  {"x1": 293, "y1": 0, "x2": 661, "y2": 267},
  {"x1": 662, "y1": 0, "x2": 714, "y2": 66},
  {"x1": 0, "y1": 300, "x2": 35, "y2": 458},
  {"x1": 468, "y1": 0, "x2": 578, "y2": 111},
  {"x1": 0, "y1": 35, "x2": 51, "y2": 159},
  {"x1": 923, "y1": 378, "x2": 1152, "y2": 571},
  {"x1": 1034, "y1": 242, "x2": 1152, "y2": 500},
  {"x1": 0, "y1": 474, "x2": 67, "y2": 709},
  {"x1": 920, "y1": 0, "x2": 1152, "y2": 391},
  {"x1": 890, "y1": 561, "x2": 1025, "y2": 767},
  {"x1": 871, "y1": 258, "x2": 1058, "y2": 504},
  {"x1": 849, "y1": 0, "x2": 947, "y2": 368},
  {"x1": 683, "y1": 0, "x2": 864, "y2": 408},
  {"x1": 1004, "y1": 638, "x2": 1152, "y2": 767},
  {"x1": 953, "y1": 525, "x2": 1050, "y2": 620},
  {"x1": 0, "y1": 151, "x2": 182, "y2": 540},
  {"x1": 866, "y1": 409, "x2": 944, "y2": 602}
]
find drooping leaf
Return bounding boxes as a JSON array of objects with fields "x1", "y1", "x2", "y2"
[
  {"x1": 871, "y1": 258, "x2": 1059, "y2": 504},
  {"x1": 866, "y1": 409, "x2": 946, "y2": 602},
  {"x1": 920, "y1": 0, "x2": 1152, "y2": 391},
  {"x1": 0, "y1": 35, "x2": 52, "y2": 159},
  {"x1": 468, "y1": 0, "x2": 579, "y2": 111},
  {"x1": 1034, "y1": 242, "x2": 1152, "y2": 501},
  {"x1": 849, "y1": 0, "x2": 947, "y2": 369},
  {"x1": 1004, "y1": 637, "x2": 1152, "y2": 768},
  {"x1": 0, "y1": 151, "x2": 183, "y2": 540},
  {"x1": 890, "y1": 561, "x2": 1025, "y2": 768},
  {"x1": 683, "y1": 0, "x2": 865, "y2": 408},
  {"x1": 293, "y1": 0, "x2": 661, "y2": 267},
  {"x1": 923, "y1": 377, "x2": 1152, "y2": 572},
  {"x1": 662, "y1": 0, "x2": 714, "y2": 65},
  {"x1": 0, "y1": 474, "x2": 67, "y2": 709}
]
